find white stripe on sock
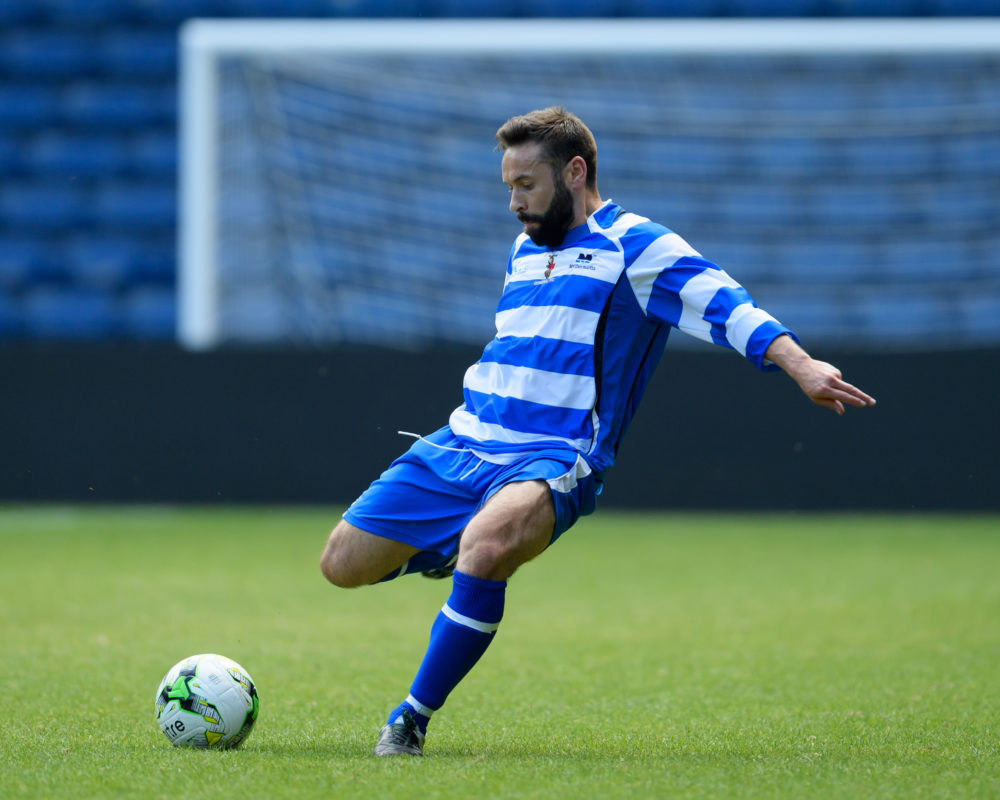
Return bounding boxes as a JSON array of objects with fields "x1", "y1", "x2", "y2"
[
  {"x1": 405, "y1": 694, "x2": 436, "y2": 718},
  {"x1": 441, "y1": 602, "x2": 501, "y2": 634}
]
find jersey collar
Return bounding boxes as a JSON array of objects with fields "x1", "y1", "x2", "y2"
[{"x1": 549, "y1": 200, "x2": 619, "y2": 251}]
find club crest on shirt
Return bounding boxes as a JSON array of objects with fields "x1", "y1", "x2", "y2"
[
  {"x1": 530, "y1": 254, "x2": 556, "y2": 284},
  {"x1": 511, "y1": 250, "x2": 601, "y2": 284}
]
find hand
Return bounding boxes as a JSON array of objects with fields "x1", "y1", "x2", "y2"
[
  {"x1": 764, "y1": 335, "x2": 876, "y2": 416},
  {"x1": 791, "y1": 359, "x2": 877, "y2": 416}
]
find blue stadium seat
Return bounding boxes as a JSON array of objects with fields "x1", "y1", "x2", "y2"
[
  {"x1": 767, "y1": 79, "x2": 857, "y2": 112},
  {"x1": 132, "y1": 0, "x2": 229, "y2": 21},
  {"x1": 44, "y1": 0, "x2": 140, "y2": 23},
  {"x1": 122, "y1": 286, "x2": 176, "y2": 340},
  {"x1": 23, "y1": 288, "x2": 120, "y2": 340},
  {"x1": 332, "y1": 289, "x2": 432, "y2": 345},
  {"x1": 61, "y1": 81, "x2": 176, "y2": 128},
  {"x1": 956, "y1": 288, "x2": 1000, "y2": 344},
  {"x1": 635, "y1": 136, "x2": 735, "y2": 180},
  {"x1": 880, "y1": 238, "x2": 972, "y2": 285},
  {"x1": 743, "y1": 136, "x2": 830, "y2": 176},
  {"x1": 0, "y1": 30, "x2": 97, "y2": 78},
  {"x1": 968, "y1": 71, "x2": 1000, "y2": 106},
  {"x1": 702, "y1": 237, "x2": 776, "y2": 283},
  {"x1": 0, "y1": 0, "x2": 46, "y2": 23},
  {"x1": 0, "y1": 85, "x2": 61, "y2": 128},
  {"x1": 854, "y1": 291, "x2": 954, "y2": 346},
  {"x1": 0, "y1": 133, "x2": 20, "y2": 177},
  {"x1": 369, "y1": 237, "x2": 444, "y2": 284},
  {"x1": 727, "y1": 0, "x2": 826, "y2": 15},
  {"x1": 777, "y1": 239, "x2": 875, "y2": 285},
  {"x1": 712, "y1": 184, "x2": 807, "y2": 227},
  {"x1": 844, "y1": 136, "x2": 934, "y2": 177},
  {"x1": 434, "y1": 290, "x2": 495, "y2": 343},
  {"x1": 423, "y1": 0, "x2": 522, "y2": 16},
  {"x1": 831, "y1": 0, "x2": 922, "y2": 14},
  {"x1": 872, "y1": 75, "x2": 953, "y2": 111},
  {"x1": 66, "y1": 237, "x2": 141, "y2": 290},
  {"x1": 593, "y1": 136, "x2": 634, "y2": 176},
  {"x1": 621, "y1": 0, "x2": 726, "y2": 14},
  {"x1": 967, "y1": 234, "x2": 999, "y2": 280},
  {"x1": 0, "y1": 181, "x2": 89, "y2": 229},
  {"x1": 0, "y1": 239, "x2": 50, "y2": 289},
  {"x1": 918, "y1": 182, "x2": 997, "y2": 226},
  {"x1": 100, "y1": 30, "x2": 178, "y2": 77},
  {"x1": 611, "y1": 185, "x2": 708, "y2": 231},
  {"x1": 225, "y1": 0, "x2": 335, "y2": 14},
  {"x1": 219, "y1": 187, "x2": 273, "y2": 227},
  {"x1": 26, "y1": 133, "x2": 130, "y2": 177},
  {"x1": 1, "y1": 238, "x2": 69, "y2": 286},
  {"x1": 435, "y1": 137, "x2": 497, "y2": 182},
  {"x1": 926, "y1": 0, "x2": 1000, "y2": 13},
  {"x1": 809, "y1": 184, "x2": 907, "y2": 228},
  {"x1": 336, "y1": 0, "x2": 424, "y2": 15},
  {"x1": 128, "y1": 131, "x2": 177, "y2": 176},
  {"x1": 742, "y1": 289, "x2": 852, "y2": 345},
  {"x1": 942, "y1": 133, "x2": 1000, "y2": 176},
  {"x1": 352, "y1": 135, "x2": 427, "y2": 174},
  {"x1": 94, "y1": 181, "x2": 176, "y2": 229},
  {"x1": 687, "y1": 78, "x2": 768, "y2": 115},
  {"x1": 527, "y1": 0, "x2": 620, "y2": 16},
  {"x1": 133, "y1": 241, "x2": 176, "y2": 285}
]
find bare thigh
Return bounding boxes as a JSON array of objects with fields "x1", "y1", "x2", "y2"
[{"x1": 319, "y1": 519, "x2": 419, "y2": 588}]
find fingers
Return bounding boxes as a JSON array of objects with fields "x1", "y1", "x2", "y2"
[
  {"x1": 816, "y1": 377, "x2": 876, "y2": 414},
  {"x1": 815, "y1": 396, "x2": 845, "y2": 415},
  {"x1": 838, "y1": 379, "x2": 877, "y2": 408},
  {"x1": 793, "y1": 358, "x2": 876, "y2": 414}
]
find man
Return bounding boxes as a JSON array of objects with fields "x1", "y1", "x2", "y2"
[{"x1": 320, "y1": 107, "x2": 875, "y2": 757}]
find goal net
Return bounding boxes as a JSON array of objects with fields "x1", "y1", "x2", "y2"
[{"x1": 179, "y1": 19, "x2": 1000, "y2": 351}]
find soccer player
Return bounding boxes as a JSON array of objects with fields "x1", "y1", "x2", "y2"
[{"x1": 319, "y1": 107, "x2": 876, "y2": 757}]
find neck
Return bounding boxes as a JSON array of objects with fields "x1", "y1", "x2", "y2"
[
  {"x1": 573, "y1": 191, "x2": 603, "y2": 228},
  {"x1": 585, "y1": 192, "x2": 603, "y2": 218}
]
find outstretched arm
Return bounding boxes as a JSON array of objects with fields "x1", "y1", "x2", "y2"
[{"x1": 765, "y1": 334, "x2": 877, "y2": 416}]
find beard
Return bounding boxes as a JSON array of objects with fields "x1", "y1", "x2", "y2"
[{"x1": 519, "y1": 176, "x2": 576, "y2": 248}]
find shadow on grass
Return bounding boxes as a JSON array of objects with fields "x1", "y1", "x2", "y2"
[{"x1": 250, "y1": 738, "x2": 650, "y2": 763}]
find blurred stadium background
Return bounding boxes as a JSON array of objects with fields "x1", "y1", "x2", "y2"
[{"x1": 1, "y1": 0, "x2": 997, "y2": 510}]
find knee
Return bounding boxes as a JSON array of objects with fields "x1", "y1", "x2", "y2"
[
  {"x1": 457, "y1": 532, "x2": 522, "y2": 582},
  {"x1": 457, "y1": 482, "x2": 555, "y2": 581},
  {"x1": 319, "y1": 528, "x2": 365, "y2": 588}
]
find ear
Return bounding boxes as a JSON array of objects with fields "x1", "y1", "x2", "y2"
[{"x1": 563, "y1": 155, "x2": 588, "y2": 190}]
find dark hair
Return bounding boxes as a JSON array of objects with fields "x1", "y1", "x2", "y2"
[{"x1": 496, "y1": 106, "x2": 598, "y2": 191}]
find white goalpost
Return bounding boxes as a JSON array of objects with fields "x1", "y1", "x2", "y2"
[{"x1": 178, "y1": 18, "x2": 1000, "y2": 350}]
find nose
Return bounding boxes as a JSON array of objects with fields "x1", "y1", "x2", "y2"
[{"x1": 509, "y1": 188, "x2": 525, "y2": 214}]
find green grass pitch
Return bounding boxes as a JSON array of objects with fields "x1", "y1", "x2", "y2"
[{"x1": 1, "y1": 507, "x2": 997, "y2": 799}]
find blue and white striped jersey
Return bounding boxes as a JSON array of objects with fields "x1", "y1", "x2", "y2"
[{"x1": 448, "y1": 200, "x2": 795, "y2": 478}]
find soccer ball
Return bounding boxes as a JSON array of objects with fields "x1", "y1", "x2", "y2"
[{"x1": 155, "y1": 653, "x2": 259, "y2": 749}]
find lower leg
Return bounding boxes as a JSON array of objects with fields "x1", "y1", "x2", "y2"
[
  {"x1": 383, "y1": 482, "x2": 554, "y2": 736},
  {"x1": 388, "y1": 569, "x2": 507, "y2": 732}
]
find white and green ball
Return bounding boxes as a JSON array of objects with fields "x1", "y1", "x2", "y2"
[{"x1": 155, "y1": 653, "x2": 259, "y2": 748}]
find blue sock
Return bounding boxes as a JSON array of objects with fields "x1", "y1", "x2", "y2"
[{"x1": 387, "y1": 570, "x2": 506, "y2": 733}]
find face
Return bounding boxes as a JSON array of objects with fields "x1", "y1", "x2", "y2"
[{"x1": 502, "y1": 142, "x2": 576, "y2": 248}]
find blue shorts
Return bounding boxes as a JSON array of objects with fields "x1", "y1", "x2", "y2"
[{"x1": 343, "y1": 426, "x2": 599, "y2": 579}]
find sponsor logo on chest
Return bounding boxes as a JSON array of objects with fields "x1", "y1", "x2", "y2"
[{"x1": 510, "y1": 250, "x2": 618, "y2": 284}]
